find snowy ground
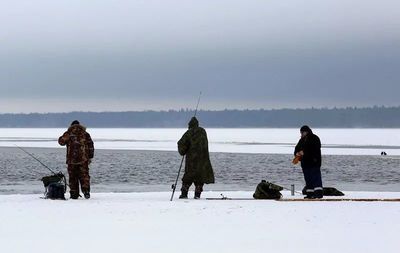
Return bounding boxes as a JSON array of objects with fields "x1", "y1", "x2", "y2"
[{"x1": 1, "y1": 191, "x2": 399, "y2": 253}]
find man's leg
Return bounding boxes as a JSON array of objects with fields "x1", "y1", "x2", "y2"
[
  {"x1": 78, "y1": 163, "x2": 91, "y2": 199},
  {"x1": 194, "y1": 182, "x2": 204, "y2": 199},
  {"x1": 312, "y1": 167, "x2": 323, "y2": 199},
  {"x1": 68, "y1": 165, "x2": 80, "y2": 199},
  {"x1": 180, "y1": 182, "x2": 191, "y2": 199},
  {"x1": 302, "y1": 167, "x2": 315, "y2": 199}
]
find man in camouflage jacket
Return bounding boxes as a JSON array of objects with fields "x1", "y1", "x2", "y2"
[
  {"x1": 58, "y1": 120, "x2": 94, "y2": 199},
  {"x1": 178, "y1": 117, "x2": 215, "y2": 199}
]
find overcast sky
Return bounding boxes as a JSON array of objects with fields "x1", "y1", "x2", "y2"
[{"x1": 1, "y1": 0, "x2": 399, "y2": 113}]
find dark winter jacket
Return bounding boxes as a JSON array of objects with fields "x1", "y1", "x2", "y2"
[
  {"x1": 294, "y1": 132, "x2": 321, "y2": 168},
  {"x1": 177, "y1": 121, "x2": 215, "y2": 184},
  {"x1": 58, "y1": 124, "x2": 94, "y2": 165}
]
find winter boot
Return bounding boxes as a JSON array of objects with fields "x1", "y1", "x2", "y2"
[
  {"x1": 179, "y1": 184, "x2": 190, "y2": 199},
  {"x1": 314, "y1": 189, "x2": 323, "y2": 199},
  {"x1": 304, "y1": 189, "x2": 315, "y2": 199},
  {"x1": 194, "y1": 184, "x2": 203, "y2": 199},
  {"x1": 84, "y1": 191, "x2": 90, "y2": 199},
  {"x1": 70, "y1": 191, "x2": 79, "y2": 200},
  {"x1": 179, "y1": 191, "x2": 188, "y2": 199}
]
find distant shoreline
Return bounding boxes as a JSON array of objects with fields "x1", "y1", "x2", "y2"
[{"x1": 1, "y1": 106, "x2": 400, "y2": 128}]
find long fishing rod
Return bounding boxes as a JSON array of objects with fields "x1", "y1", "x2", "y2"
[
  {"x1": 15, "y1": 145, "x2": 57, "y2": 175},
  {"x1": 16, "y1": 144, "x2": 69, "y2": 192},
  {"x1": 194, "y1": 91, "x2": 202, "y2": 117},
  {"x1": 170, "y1": 92, "x2": 202, "y2": 201}
]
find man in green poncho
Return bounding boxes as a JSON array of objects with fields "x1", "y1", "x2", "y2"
[{"x1": 177, "y1": 117, "x2": 215, "y2": 199}]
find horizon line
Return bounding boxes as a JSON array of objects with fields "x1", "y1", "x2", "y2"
[{"x1": 0, "y1": 105, "x2": 399, "y2": 115}]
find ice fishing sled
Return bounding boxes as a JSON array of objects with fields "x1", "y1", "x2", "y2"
[{"x1": 41, "y1": 173, "x2": 67, "y2": 200}]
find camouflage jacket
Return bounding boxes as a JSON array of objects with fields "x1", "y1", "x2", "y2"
[
  {"x1": 58, "y1": 124, "x2": 94, "y2": 165},
  {"x1": 178, "y1": 127, "x2": 215, "y2": 184}
]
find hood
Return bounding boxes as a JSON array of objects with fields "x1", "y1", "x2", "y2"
[
  {"x1": 300, "y1": 125, "x2": 313, "y2": 134},
  {"x1": 68, "y1": 124, "x2": 86, "y2": 132},
  {"x1": 188, "y1": 117, "x2": 199, "y2": 129}
]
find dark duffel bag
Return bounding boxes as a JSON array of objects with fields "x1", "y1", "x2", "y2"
[{"x1": 46, "y1": 182, "x2": 66, "y2": 200}]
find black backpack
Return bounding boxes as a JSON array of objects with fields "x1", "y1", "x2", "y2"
[{"x1": 41, "y1": 173, "x2": 67, "y2": 200}]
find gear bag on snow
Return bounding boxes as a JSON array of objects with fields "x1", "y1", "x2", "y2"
[
  {"x1": 253, "y1": 180, "x2": 283, "y2": 200},
  {"x1": 41, "y1": 173, "x2": 67, "y2": 200}
]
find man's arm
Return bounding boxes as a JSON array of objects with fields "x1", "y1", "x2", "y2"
[
  {"x1": 177, "y1": 131, "x2": 190, "y2": 156},
  {"x1": 58, "y1": 132, "x2": 69, "y2": 146},
  {"x1": 294, "y1": 139, "x2": 303, "y2": 156},
  {"x1": 86, "y1": 133, "x2": 95, "y2": 159}
]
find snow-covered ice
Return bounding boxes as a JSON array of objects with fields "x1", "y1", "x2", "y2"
[
  {"x1": 0, "y1": 128, "x2": 400, "y2": 155},
  {"x1": 0, "y1": 191, "x2": 399, "y2": 253}
]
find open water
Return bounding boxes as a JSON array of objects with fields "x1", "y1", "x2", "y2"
[{"x1": 0, "y1": 147, "x2": 399, "y2": 194}]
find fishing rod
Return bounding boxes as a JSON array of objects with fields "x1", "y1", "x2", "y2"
[
  {"x1": 194, "y1": 91, "x2": 202, "y2": 117},
  {"x1": 170, "y1": 92, "x2": 202, "y2": 201},
  {"x1": 15, "y1": 145, "x2": 58, "y2": 175},
  {"x1": 16, "y1": 144, "x2": 69, "y2": 195}
]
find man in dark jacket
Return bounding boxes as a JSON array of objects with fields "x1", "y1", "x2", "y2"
[
  {"x1": 294, "y1": 125, "x2": 323, "y2": 199},
  {"x1": 178, "y1": 117, "x2": 215, "y2": 199},
  {"x1": 58, "y1": 120, "x2": 94, "y2": 199}
]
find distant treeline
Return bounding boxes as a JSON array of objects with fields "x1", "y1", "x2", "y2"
[{"x1": 0, "y1": 106, "x2": 400, "y2": 128}]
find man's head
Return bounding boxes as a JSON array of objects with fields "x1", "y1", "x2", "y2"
[
  {"x1": 71, "y1": 120, "x2": 80, "y2": 126},
  {"x1": 300, "y1": 125, "x2": 312, "y2": 138},
  {"x1": 188, "y1": 117, "x2": 199, "y2": 129}
]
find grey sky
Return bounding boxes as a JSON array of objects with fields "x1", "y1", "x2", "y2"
[{"x1": 1, "y1": 0, "x2": 399, "y2": 112}]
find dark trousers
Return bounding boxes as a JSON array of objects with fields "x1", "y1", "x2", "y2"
[
  {"x1": 68, "y1": 163, "x2": 90, "y2": 197},
  {"x1": 181, "y1": 182, "x2": 204, "y2": 194},
  {"x1": 302, "y1": 166, "x2": 323, "y2": 196}
]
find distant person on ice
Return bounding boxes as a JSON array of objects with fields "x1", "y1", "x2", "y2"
[
  {"x1": 177, "y1": 117, "x2": 215, "y2": 199},
  {"x1": 294, "y1": 125, "x2": 323, "y2": 199},
  {"x1": 58, "y1": 120, "x2": 94, "y2": 200}
]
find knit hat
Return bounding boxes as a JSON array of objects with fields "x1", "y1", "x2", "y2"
[
  {"x1": 71, "y1": 120, "x2": 80, "y2": 126},
  {"x1": 300, "y1": 125, "x2": 312, "y2": 133}
]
